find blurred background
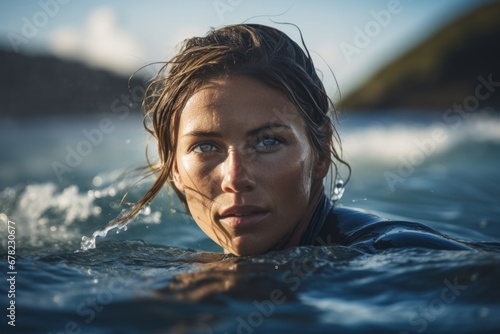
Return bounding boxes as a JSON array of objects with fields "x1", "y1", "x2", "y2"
[
  {"x1": 1, "y1": 0, "x2": 499, "y2": 116},
  {"x1": 0, "y1": 0, "x2": 499, "y2": 252}
]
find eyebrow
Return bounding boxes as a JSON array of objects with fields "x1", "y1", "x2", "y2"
[{"x1": 183, "y1": 123, "x2": 291, "y2": 139}]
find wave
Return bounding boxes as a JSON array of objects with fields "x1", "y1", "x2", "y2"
[
  {"x1": 340, "y1": 113, "x2": 500, "y2": 166},
  {"x1": 0, "y1": 183, "x2": 100, "y2": 251},
  {"x1": 0, "y1": 180, "x2": 165, "y2": 253}
]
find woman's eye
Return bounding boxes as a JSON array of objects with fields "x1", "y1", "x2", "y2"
[
  {"x1": 192, "y1": 143, "x2": 218, "y2": 153},
  {"x1": 255, "y1": 137, "x2": 282, "y2": 149}
]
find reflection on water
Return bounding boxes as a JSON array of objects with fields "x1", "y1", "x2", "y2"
[{"x1": 16, "y1": 241, "x2": 500, "y2": 334}]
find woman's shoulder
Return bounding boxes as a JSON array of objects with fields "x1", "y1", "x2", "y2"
[{"x1": 315, "y1": 206, "x2": 471, "y2": 252}]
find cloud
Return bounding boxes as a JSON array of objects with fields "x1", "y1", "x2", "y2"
[{"x1": 50, "y1": 7, "x2": 145, "y2": 76}]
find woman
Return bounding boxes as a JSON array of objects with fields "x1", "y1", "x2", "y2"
[{"x1": 116, "y1": 24, "x2": 469, "y2": 256}]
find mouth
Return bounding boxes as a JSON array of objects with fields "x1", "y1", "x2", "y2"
[{"x1": 217, "y1": 206, "x2": 269, "y2": 230}]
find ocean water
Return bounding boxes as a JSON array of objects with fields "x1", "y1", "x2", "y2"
[{"x1": 1, "y1": 110, "x2": 500, "y2": 333}]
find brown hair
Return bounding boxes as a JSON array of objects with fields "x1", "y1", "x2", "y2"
[{"x1": 113, "y1": 23, "x2": 350, "y2": 227}]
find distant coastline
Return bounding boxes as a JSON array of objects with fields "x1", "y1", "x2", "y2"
[
  {"x1": 0, "y1": 50, "x2": 144, "y2": 118},
  {"x1": 341, "y1": 1, "x2": 500, "y2": 111},
  {"x1": 1, "y1": 1, "x2": 499, "y2": 118}
]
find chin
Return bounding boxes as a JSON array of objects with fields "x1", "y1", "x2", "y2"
[{"x1": 226, "y1": 237, "x2": 270, "y2": 256}]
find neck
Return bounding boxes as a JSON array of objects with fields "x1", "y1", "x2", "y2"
[{"x1": 270, "y1": 182, "x2": 325, "y2": 252}]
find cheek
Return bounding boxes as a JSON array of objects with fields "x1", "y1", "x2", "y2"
[
  {"x1": 176, "y1": 155, "x2": 221, "y2": 219},
  {"x1": 265, "y1": 150, "x2": 314, "y2": 201},
  {"x1": 178, "y1": 158, "x2": 216, "y2": 225},
  {"x1": 298, "y1": 160, "x2": 314, "y2": 194},
  {"x1": 176, "y1": 155, "x2": 229, "y2": 247},
  {"x1": 283, "y1": 161, "x2": 312, "y2": 198},
  {"x1": 178, "y1": 155, "x2": 217, "y2": 190}
]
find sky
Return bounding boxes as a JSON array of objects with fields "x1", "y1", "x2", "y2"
[{"x1": 0, "y1": 0, "x2": 492, "y2": 96}]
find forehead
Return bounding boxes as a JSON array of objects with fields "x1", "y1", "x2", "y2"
[{"x1": 179, "y1": 76, "x2": 305, "y2": 133}]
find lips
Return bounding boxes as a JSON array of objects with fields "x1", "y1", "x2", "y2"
[{"x1": 217, "y1": 205, "x2": 269, "y2": 230}]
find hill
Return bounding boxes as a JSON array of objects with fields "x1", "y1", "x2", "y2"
[
  {"x1": 0, "y1": 50, "x2": 145, "y2": 118},
  {"x1": 341, "y1": 1, "x2": 500, "y2": 111}
]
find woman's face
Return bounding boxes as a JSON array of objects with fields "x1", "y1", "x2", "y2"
[{"x1": 173, "y1": 76, "x2": 328, "y2": 256}]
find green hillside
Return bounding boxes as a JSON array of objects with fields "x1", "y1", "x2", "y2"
[{"x1": 342, "y1": 1, "x2": 500, "y2": 111}]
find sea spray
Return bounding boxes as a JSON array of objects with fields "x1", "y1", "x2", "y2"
[{"x1": 79, "y1": 206, "x2": 150, "y2": 251}]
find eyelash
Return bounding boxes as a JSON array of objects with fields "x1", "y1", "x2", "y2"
[
  {"x1": 254, "y1": 137, "x2": 283, "y2": 150},
  {"x1": 192, "y1": 143, "x2": 219, "y2": 154},
  {"x1": 191, "y1": 136, "x2": 283, "y2": 154}
]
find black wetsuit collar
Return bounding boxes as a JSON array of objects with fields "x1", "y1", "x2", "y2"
[{"x1": 299, "y1": 194, "x2": 334, "y2": 246}]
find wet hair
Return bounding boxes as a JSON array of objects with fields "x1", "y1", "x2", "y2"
[{"x1": 115, "y1": 23, "x2": 350, "y2": 226}]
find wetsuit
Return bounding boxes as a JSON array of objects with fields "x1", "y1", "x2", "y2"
[{"x1": 299, "y1": 194, "x2": 470, "y2": 252}]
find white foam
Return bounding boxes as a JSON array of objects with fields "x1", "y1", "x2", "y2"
[
  {"x1": 0, "y1": 183, "x2": 100, "y2": 249},
  {"x1": 340, "y1": 115, "x2": 500, "y2": 165}
]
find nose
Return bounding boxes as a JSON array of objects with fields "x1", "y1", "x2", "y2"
[{"x1": 220, "y1": 149, "x2": 256, "y2": 193}]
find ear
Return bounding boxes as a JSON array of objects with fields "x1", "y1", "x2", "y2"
[
  {"x1": 171, "y1": 161, "x2": 185, "y2": 192},
  {"x1": 313, "y1": 155, "x2": 330, "y2": 181}
]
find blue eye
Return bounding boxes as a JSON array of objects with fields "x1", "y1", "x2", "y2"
[
  {"x1": 255, "y1": 137, "x2": 282, "y2": 150},
  {"x1": 193, "y1": 143, "x2": 218, "y2": 153}
]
